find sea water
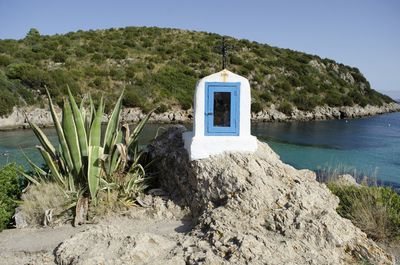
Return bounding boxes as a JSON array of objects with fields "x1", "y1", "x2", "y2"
[{"x1": 0, "y1": 112, "x2": 399, "y2": 185}]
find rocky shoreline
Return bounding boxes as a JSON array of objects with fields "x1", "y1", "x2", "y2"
[{"x1": 0, "y1": 102, "x2": 399, "y2": 131}]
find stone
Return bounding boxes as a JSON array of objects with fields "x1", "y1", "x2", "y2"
[
  {"x1": 55, "y1": 225, "x2": 183, "y2": 265},
  {"x1": 13, "y1": 206, "x2": 28, "y2": 229},
  {"x1": 335, "y1": 174, "x2": 360, "y2": 187},
  {"x1": 147, "y1": 126, "x2": 394, "y2": 264}
]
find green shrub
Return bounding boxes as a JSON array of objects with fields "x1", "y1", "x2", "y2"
[
  {"x1": 343, "y1": 95, "x2": 354, "y2": 106},
  {"x1": 111, "y1": 48, "x2": 128, "y2": 60},
  {"x1": 325, "y1": 91, "x2": 343, "y2": 107},
  {"x1": 0, "y1": 54, "x2": 12, "y2": 66},
  {"x1": 155, "y1": 103, "x2": 168, "y2": 114},
  {"x1": 260, "y1": 91, "x2": 272, "y2": 102},
  {"x1": 292, "y1": 92, "x2": 319, "y2": 111},
  {"x1": 123, "y1": 86, "x2": 144, "y2": 108},
  {"x1": 278, "y1": 101, "x2": 293, "y2": 115},
  {"x1": 328, "y1": 184, "x2": 400, "y2": 241},
  {"x1": 0, "y1": 87, "x2": 19, "y2": 117},
  {"x1": 6, "y1": 63, "x2": 51, "y2": 91},
  {"x1": 348, "y1": 90, "x2": 368, "y2": 107},
  {"x1": 53, "y1": 51, "x2": 67, "y2": 63},
  {"x1": 91, "y1": 53, "x2": 105, "y2": 63},
  {"x1": 17, "y1": 86, "x2": 36, "y2": 105},
  {"x1": 0, "y1": 163, "x2": 22, "y2": 231},
  {"x1": 251, "y1": 101, "x2": 263, "y2": 113}
]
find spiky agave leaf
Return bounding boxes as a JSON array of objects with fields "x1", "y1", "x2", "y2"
[
  {"x1": 103, "y1": 91, "x2": 123, "y2": 153},
  {"x1": 104, "y1": 130, "x2": 123, "y2": 176},
  {"x1": 18, "y1": 169, "x2": 40, "y2": 186},
  {"x1": 67, "y1": 87, "x2": 88, "y2": 158},
  {"x1": 88, "y1": 95, "x2": 96, "y2": 130},
  {"x1": 127, "y1": 109, "x2": 155, "y2": 148},
  {"x1": 89, "y1": 96, "x2": 104, "y2": 147},
  {"x1": 87, "y1": 145, "x2": 103, "y2": 202},
  {"x1": 20, "y1": 149, "x2": 47, "y2": 177},
  {"x1": 36, "y1": 145, "x2": 66, "y2": 187},
  {"x1": 45, "y1": 86, "x2": 74, "y2": 173},
  {"x1": 62, "y1": 100, "x2": 82, "y2": 177},
  {"x1": 28, "y1": 121, "x2": 57, "y2": 159}
]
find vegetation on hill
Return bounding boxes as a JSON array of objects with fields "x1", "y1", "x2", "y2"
[{"x1": 0, "y1": 27, "x2": 394, "y2": 117}]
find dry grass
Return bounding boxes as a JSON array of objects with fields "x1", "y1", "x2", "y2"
[
  {"x1": 88, "y1": 189, "x2": 126, "y2": 219},
  {"x1": 316, "y1": 164, "x2": 379, "y2": 186},
  {"x1": 20, "y1": 182, "x2": 73, "y2": 227},
  {"x1": 328, "y1": 182, "x2": 400, "y2": 242}
]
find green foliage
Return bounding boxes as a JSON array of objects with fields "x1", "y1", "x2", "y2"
[
  {"x1": 0, "y1": 87, "x2": 19, "y2": 117},
  {"x1": 123, "y1": 85, "x2": 144, "y2": 108},
  {"x1": 153, "y1": 66, "x2": 196, "y2": 109},
  {"x1": 6, "y1": 63, "x2": 50, "y2": 91},
  {"x1": 0, "y1": 54, "x2": 12, "y2": 66},
  {"x1": 325, "y1": 91, "x2": 343, "y2": 107},
  {"x1": 25, "y1": 28, "x2": 41, "y2": 45},
  {"x1": 0, "y1": 26, "x2": 393, "y2": 115},
  {"x1": 155, "y1": 103, "x2": 168, "y2": 114},
  {"x1": 0, "y1": 163, "x2": 22, "y2": 231},
  {"x1": 251, "y1": 101, "x2": 263, "y2": 113},
  {"x1": 24, "y1": 88, "x2": 153, "y2": 223},
  {"x1": 53, "y1": 51, "x2": 67, "y2": 63},
  {"x1": 291, "y1": 91, "x2": 320, "y2": 111},
  {"x1": 278, "y1": 101, "x2": 293, "y2": 115},
  {"x1": 259, "y1": 91, "x2": 272, "y2": 103},
  {"x1": 328, "y1": 184, "x2": 400, "y2": 241}
]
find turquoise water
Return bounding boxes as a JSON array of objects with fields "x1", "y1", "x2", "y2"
[
  {"x1": 0, "y1": 112, "x2": 399, "y2": 184},
  {"x1": 253, "y1": 112, "x2": 400, "y2": 184}
]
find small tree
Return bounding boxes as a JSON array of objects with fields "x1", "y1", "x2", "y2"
[{"x1": 25, "y1": 28, "x2": 41, "y2": 44}]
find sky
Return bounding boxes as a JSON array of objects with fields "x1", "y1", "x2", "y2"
[{"x1": 0, "y1": 0, "x2": 399, "y2": 99}]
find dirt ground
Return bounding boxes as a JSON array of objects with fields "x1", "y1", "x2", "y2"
[{"x1": 0, "y1": 214, "x2": 192, "y2": 265}]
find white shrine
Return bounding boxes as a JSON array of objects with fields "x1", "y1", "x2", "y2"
[{"x1": 183, "y1": 69, "x2": 258, "y2": 160}]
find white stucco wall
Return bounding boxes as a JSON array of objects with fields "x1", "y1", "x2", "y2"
[{"x1": 184, "y1": 70, "x2": 257, "y2": 160}]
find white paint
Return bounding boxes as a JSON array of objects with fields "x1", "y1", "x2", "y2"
[{"x1": 184, "y1": 69, "x2": 257, "y2": 160}]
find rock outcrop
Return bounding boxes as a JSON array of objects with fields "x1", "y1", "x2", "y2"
[
  {"x1": 147, "y1": 125, "x2": 394, "y2": 264},
  {"x1": 55, "y1": 226, "x2": 182, "y2": 265},
  {"x1": 0, "y1": 106, "x2": 193, "y2": 130},
  {"x1": 252, "y1": 102, "x2": 400, "y2": 122}
]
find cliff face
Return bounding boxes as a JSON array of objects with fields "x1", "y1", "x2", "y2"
[{"x1": 147, "y1": 125, "x2": 393, "y2": 264}]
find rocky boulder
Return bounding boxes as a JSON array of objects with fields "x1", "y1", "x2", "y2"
[
  {"x1": 148, "y1": 125, "x2": 394, "y2": 264},
  {"x1": 55, "y1": 225, "x2": 182, "y2": 265}
]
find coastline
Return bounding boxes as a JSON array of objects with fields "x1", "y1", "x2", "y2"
[{"x1": 0, "y1": 102, "x2": 399, "y2": 131}]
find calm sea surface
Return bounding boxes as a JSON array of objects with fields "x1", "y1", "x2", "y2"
[{"x1": 0, "y1": 112, "x2": 399, "y2": 184}]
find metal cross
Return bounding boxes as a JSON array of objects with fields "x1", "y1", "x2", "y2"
[{"x1": 221, "y1": 37, "x2": 231, "y2": 70}]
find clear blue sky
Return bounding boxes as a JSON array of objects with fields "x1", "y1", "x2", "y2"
[{"x1": 1, "y1": 0, "x2": 399, "y2": 99}]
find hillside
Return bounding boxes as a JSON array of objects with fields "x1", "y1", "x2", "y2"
[{"x1": 0, "y1": 26, "x2": 395, "y2": 117}]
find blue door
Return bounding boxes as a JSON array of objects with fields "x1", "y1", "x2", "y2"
[{"x1": 205, "y1": 82, "x2": 240, "y2": 136}]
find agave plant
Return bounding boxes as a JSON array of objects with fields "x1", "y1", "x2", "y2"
[{"x1": 22, "y1": 87, "x2": 153, "y2": 223}]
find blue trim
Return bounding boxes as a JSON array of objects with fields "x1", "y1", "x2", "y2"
[{"x1": 205, "y1": 82, "x2": 240, "y2": 136}]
